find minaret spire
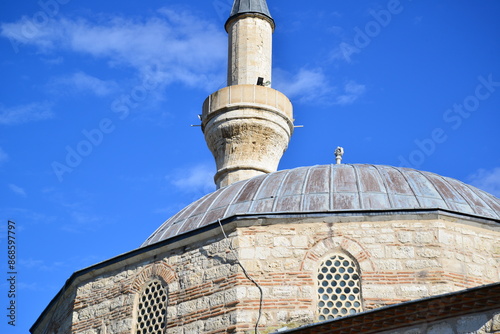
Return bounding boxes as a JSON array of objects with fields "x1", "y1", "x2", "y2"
[
  {"x1": 202, "y1": 0, "x2": 294, "y2": 188},
  {"x1": 226, "y1": 0, "x2": 274, "y2": 27}
]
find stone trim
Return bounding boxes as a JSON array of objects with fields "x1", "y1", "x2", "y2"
[
  {"x1": 130, "y1": 261, "x2": 176, "y2": 294},
  {"x1": 301, "y1": 235, "x2": 375, "y2": 272}
]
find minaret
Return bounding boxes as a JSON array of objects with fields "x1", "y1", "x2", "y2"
[
  {"x1": 202, "y1": 0, "x2": 294, "y2": 188},
  {"x1": 226, "y1": 0, "x2": 274, "y2": 86}
]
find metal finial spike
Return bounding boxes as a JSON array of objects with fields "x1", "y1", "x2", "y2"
[{"x1": 335, "y1": 147, "x2": 344, "y2": 165}]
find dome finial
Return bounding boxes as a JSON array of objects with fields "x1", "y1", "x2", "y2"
[{"x1": 335, "y1": 147, "x2": 344, "y2": 165}]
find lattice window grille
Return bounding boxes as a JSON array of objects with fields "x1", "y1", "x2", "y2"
[
  {"x1": 136, "y1": 280, "x2": 167, "y2": 334},
  {"x1": 317, "y1": 254, "x2": 362, "y2": 321}
]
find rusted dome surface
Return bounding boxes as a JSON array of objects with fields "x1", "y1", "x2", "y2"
[{"x1": 142, "y1": 164, "x2": 500, "y2": 247}]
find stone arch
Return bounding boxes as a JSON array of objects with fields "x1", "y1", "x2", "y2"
[
  {"x1": 130, "y1": 262, "x2": 175, "y2": 334},
  {"x1": 130, "y1": 261, "x2": 176, "y2": 293},
  {"x1": 303, "y1": 236, "x2": 373, "y2": 321},
  {"x1": 301, "y1": 235, "x2": 374, "y2": 272},
  {"x1": 134, "y1": 279, "x2": 168, "y2": 334}
]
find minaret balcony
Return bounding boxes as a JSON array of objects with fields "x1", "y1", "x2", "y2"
[{"x1": 201, "y1": 84, "x2": 294, "y2": 188}]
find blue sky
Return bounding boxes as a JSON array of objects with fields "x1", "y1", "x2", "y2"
[{"x1": 1, "y1": 0, "x2": 500, "y2": 332}]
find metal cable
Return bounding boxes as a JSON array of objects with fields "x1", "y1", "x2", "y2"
[{"x1": 218, "y1": 219, "x2": 264, "y2": 334}]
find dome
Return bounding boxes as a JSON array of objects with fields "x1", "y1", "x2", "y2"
[{"x1": 142, "y1": 164, "x2": 500, "y2": 247}]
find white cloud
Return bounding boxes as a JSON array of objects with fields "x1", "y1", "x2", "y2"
[
  {"x1": 168, "y1": 163, "x2": 215, "y2": 195},
  {"x1": 41, "y1": 187, "x2": 106, "y2": 233},
  {"x1": 331, "y1": 44, "x2": 355, "y2": 64},
  {"x1": 0, "y1": 147, "x2": 8, "y2": 165},
  {"x1": 71, "y1": 211, "x2": 101, "y2": 225},
  {"x1": 274, "y1": 68, "x2": 333, "y2": 104},
  {"x1": 0, "y1": 102, "x2": 53, "y2": 125},
  {"x1": 60, "y1": 211, "x2": 104, "y2": 233},
  {"x1": 335, "y1": 81, "x2": 366, "y2": 105},
  {"x1": 20, "y1": 258, "x2": 64, "y2": 272},
  {"x1": 274, "y1": 68, "x2": 365, "y2": 105},
  {"x1": 8, "y1": 184, "x2": 26, "y2": 197},
  {"x1": 0, "y1": 8, "x2": 226, "y2": 90},
  {"x1": 51, "y1": 71, "x2": 118, "y2": 97},
  {"x1": 468, "y1": 167, "x2": 500, "y2": 198},
  {"x1": 0, "y1": 207, "x2": 57, "y2": 226}
]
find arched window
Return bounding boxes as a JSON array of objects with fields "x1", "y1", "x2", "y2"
[
  {"x1": 135, "y1": 279, "x2": 168, "y2": 334},
  {"x1": 317, "y1": 253, "x2": 362, "y2": 321}
]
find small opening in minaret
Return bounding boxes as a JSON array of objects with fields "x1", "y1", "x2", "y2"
[{"x1": 257, "y1": 77, "x2": 264, "y2": 86}]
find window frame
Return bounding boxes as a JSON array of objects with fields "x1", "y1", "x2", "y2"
[
  {"x1": 316, "y1": 252, "x2": 363, "y2": 321},
  {"x1": 133, "y1": 278, "x2": 168, "y2": 334}
]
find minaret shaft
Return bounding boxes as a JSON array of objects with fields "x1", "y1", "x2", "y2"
[{"x1": 227, "y1": 15, "x2": 273, "y2": 86}]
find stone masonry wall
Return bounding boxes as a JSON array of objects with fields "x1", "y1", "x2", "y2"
[
  {"x1": 34, "y1": 214, "x2": 500, "y2": 334},
  {"x1": 233, "y1": 216, "x2": 500, "y2": 332},
  {"x1": 33, "y1": 287, "x2": 76, "y2": 333},
  {"x1": 35, "y1": 234, "x2": 242, "y2": 334}
]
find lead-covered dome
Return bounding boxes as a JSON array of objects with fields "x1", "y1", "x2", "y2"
[{"x1": 142, "y1": 164, "x2": 500, "y2": 247}]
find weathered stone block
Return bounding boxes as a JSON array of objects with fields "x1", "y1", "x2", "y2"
[
  {"x1": 387, "y1": 246, "x2": 415, "y2": 259},
  {"x1": 274, "y1": 236, "x2": 291, "y2": 247},
  {"x1": 272, "y1": 246, "x2": 292, "y2": 258},
  {"x1": 405, "y1": 259, "x2": 440, "y2": 270},
  {"x1": 255, "y1": 246, "x2": 271, "y2": 259},
  {"x1": 240, "y1": 247, "x2": 256, "y2": 259},
  {"x1": 376, "y1": 259, "x2": 403, "y2": 271},
  {"x1": 398, "y1": 285, "x2": 429, "y2": 298},
  {"x1": 416, "y1": 247, "x2": 441, "y2": 259},
  {"x1": 492, "y1": 311, "x2": 500, "y2": 330},
  {"x1": 415, "y1": 231, "x2": 435, "y2": 244},
  {"x1": 397, "y1": 231, "x2": 413, "y2": 243}
]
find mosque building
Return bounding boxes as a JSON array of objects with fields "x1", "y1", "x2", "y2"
[{"x1": 32, "y1": 0, "x2": 500, "y2": 333}]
